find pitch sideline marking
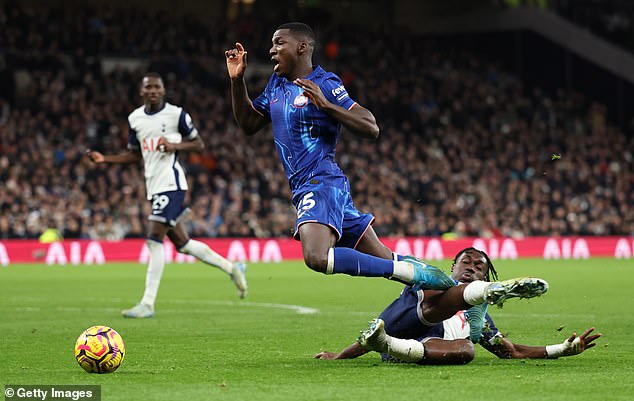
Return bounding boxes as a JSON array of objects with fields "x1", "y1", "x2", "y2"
[
  {"x1": 165, "y1": 299, "x2": 319, "y2": 315},
  {"x1": 68, "y1": 298, "x2": 320, "y2": 315}
]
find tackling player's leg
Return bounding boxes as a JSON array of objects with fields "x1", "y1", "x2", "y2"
[
  {"x1": 358, "y1": 318, "x2": 475, "y2": 365},
  {"x1": 421, "y1": 276, "x2": 549, "y2": 342}
]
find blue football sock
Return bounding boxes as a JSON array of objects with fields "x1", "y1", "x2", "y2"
[{"x1": 331, "y1": 248, "x2": 394, "y2": 278}]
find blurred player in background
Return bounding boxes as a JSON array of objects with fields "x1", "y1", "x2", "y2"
[
  {"x1": 225, "y1": 22, "x2": 452, "y2": 290},
  {"x1": 86, "y1": 72, "x2": 247, "y2": 318},
  {"x1": 315, "y1": 248, "x2": 599, "y2": 364}
]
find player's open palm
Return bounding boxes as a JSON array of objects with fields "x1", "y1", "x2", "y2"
[
  {"x1": 225, "y1": 42, "x2": 248, "y2": 80},
  {"x1": 563, "y1": 327, "x2": 601, "y2": 356}
]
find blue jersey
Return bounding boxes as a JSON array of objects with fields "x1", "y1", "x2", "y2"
[{"x1": 252, "y1": 66, "x2": 357, "y2": 193}]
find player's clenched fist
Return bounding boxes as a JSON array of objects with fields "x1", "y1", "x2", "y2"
[{"x1": 85, "y1": 149, "x2": 104, "y2": 163}]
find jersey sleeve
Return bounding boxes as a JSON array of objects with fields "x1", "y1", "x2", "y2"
[
  {"x1": 127, "y1": 119, "x2": 140, "y2": 150},
  {"x1": 178, "y1": 109, "x2": 198, "y2": 140},
  {"x1": 321, "y1": 75, "x2": 356, "y2": 110}
]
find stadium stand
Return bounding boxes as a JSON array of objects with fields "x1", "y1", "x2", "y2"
[{"x1": 0, "y1": 2, "x2": 632, "y2": 240}]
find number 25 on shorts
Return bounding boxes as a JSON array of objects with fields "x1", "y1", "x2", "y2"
[{"x1": 297, "y1": 192, "x2": 316, "y2": 218}]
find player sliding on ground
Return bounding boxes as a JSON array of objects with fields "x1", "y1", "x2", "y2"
[
  {"x1": 86, "y1": 73, "x2": 247, "y2": 318},
  {"x1": 315, "y1": 248, "x2": 600, "y2": 364}
]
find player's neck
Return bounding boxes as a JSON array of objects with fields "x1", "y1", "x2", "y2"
[
  {"x1": 145, "y1": 102, "x2": 165, "y2": 113},
  {"x1": 288, "y1": 63, "x2": 314, "y2": 81}
]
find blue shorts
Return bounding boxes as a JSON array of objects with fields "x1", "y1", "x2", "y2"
[
  {"x1": 148, "y1": 190, "x2": 189, "y2": 227},
  {"x1": 379, "y1": 286, "x2": 442, "y2": 341},
  {"x1": 292, "y1": 180, "x2": 374, "y2": 249}
]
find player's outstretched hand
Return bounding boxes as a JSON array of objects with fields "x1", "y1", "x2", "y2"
[
  {"x1": 314, "y1": 351, "x2": 339, "y2": 360},
  {"x1": 561, "y1": 327, "x2": 601, "y2": 356},
  {"x1": 225, "y1": 42, "x2": 248, "y2": 80},
  {"x1": 85, "y1": 149, "x2": 104, "y2": 164},
  {"x1": 294, "y1": 78, "x2": 329, "y2": 109}
]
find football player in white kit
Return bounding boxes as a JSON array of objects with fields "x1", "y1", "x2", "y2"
[
  {"x1": 87, "y1": 73, "x2": 247, "y2": 318},
  {"x1": 315, "y1": 248, "x2": 600, "y2": 364}
]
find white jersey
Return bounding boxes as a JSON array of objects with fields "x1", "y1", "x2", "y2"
[
  {"x1": 127, "y1": 102, "x2": 198, "y2": 200},
  {"x1": 441, "y1": 311, "x2": 503, "y2": 346},
  {"x1": 441, "y1": 311, "x2": 471, "y2": 340}
]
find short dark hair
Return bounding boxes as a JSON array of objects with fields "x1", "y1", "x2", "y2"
[
  {"x1": 453, "y1": 247, "x2": 498, "y2": 282},
  {"x1": 277, "y1": 22, "x2": 315, "y2": 46},
  {"x1": 142, "y1": 72, "x2": 163, "y2": 82}
]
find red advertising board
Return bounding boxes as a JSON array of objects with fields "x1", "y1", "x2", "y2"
[{"x1": 0, "y1": 237, "x2": 633, "y2": 265}]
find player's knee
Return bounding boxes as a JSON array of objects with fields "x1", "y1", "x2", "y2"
[
  {"x1": 374, "y1": 244, "x2": 393, "y2": 260},
  {"x1": 174, "y1": 239, "x2": 191, "y2": 253},
  {"x1": 147, "y1": 223, "x2": 169, "y2": 242},
  {"x1": 303, "y1": 250, "x2": 328, "y2": 273}
]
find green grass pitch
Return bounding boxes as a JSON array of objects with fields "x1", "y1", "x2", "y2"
[{"x1": 1, "y1": 258, "x2": 633, "y2": 401}]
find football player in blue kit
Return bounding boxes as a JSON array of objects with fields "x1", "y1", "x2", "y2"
[
  {"x1": 225, "y1": 22, "x2": 453, "y2": 289},
  {"x1": 225, "y1": 23, "x2": 553, "y2": 339},
  {"x1": 314, "y1": 248, "x2": 600, "y2": 364}
]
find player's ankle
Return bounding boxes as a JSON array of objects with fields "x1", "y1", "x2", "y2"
[{"x1": 462, "y1": 280, "x2": 490, "y2": 305}]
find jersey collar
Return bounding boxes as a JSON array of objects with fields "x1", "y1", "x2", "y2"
[
  {"x1": 280, "y1": 65, "x2": 323, "y2": 84},
  {"x1": 144, "y1": 102, "x2": 166, "y2": 115},
  {"x1": 304, "y1": 65, "x2": 323, "y2": 80}
]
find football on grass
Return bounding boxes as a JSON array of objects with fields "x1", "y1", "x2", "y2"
[{"x1": 74, "y1": 325, "x2": 125, "y2": 373}]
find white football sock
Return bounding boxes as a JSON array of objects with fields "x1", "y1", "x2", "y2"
[
  {"x1": 387, "y1": 337, "x2": 426, "y2": 362},
  {"x1": 462, "y1": 280, "x2": 491, "y2": 305},
  {"x1": 180, "y1": 239, "x2": 232, "y2": 275},
  {"x1": 326, "y1": 248, "x2": 335, "y2": 274},
  {"x1": 140, "y1": 239, "x2": 165, "y2": 307},
  {"x1": 391, "y1": 261, "x2": 415, "y2": 283}
]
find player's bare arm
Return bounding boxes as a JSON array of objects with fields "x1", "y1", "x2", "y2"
[
  {"x1": 86, "y1": 149, "x2": 141, "y2": 164},
  {"x1": 314, "y1": 342, "x2": 369, "y2": 360},
  {"x1": 294, "y1": 78, "x2": 379, "y2": 139},
  {"x1": 157, "y1": 135, "x2": 204, "y2": 153},
  {"x1": 225, "y1": 42, "x2": 269, "y2": 135},
  {"x1": 482, "y1": 327, "x2": 601, "y2": 359}
]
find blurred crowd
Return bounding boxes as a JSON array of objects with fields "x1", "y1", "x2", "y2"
[{"x1": 0, "y1": 3, "x2": 632, "y2": 241}]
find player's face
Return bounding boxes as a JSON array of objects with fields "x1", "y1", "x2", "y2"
[
  {"x1": 270, "y1": 29, "x2": 300, "y2": 77},
  {"x1": 140, "y1": 77, "x2": 165, "y2": 108},
  {"x1": 451, "y1": 250, "x2": 488, "y2": 283}
]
